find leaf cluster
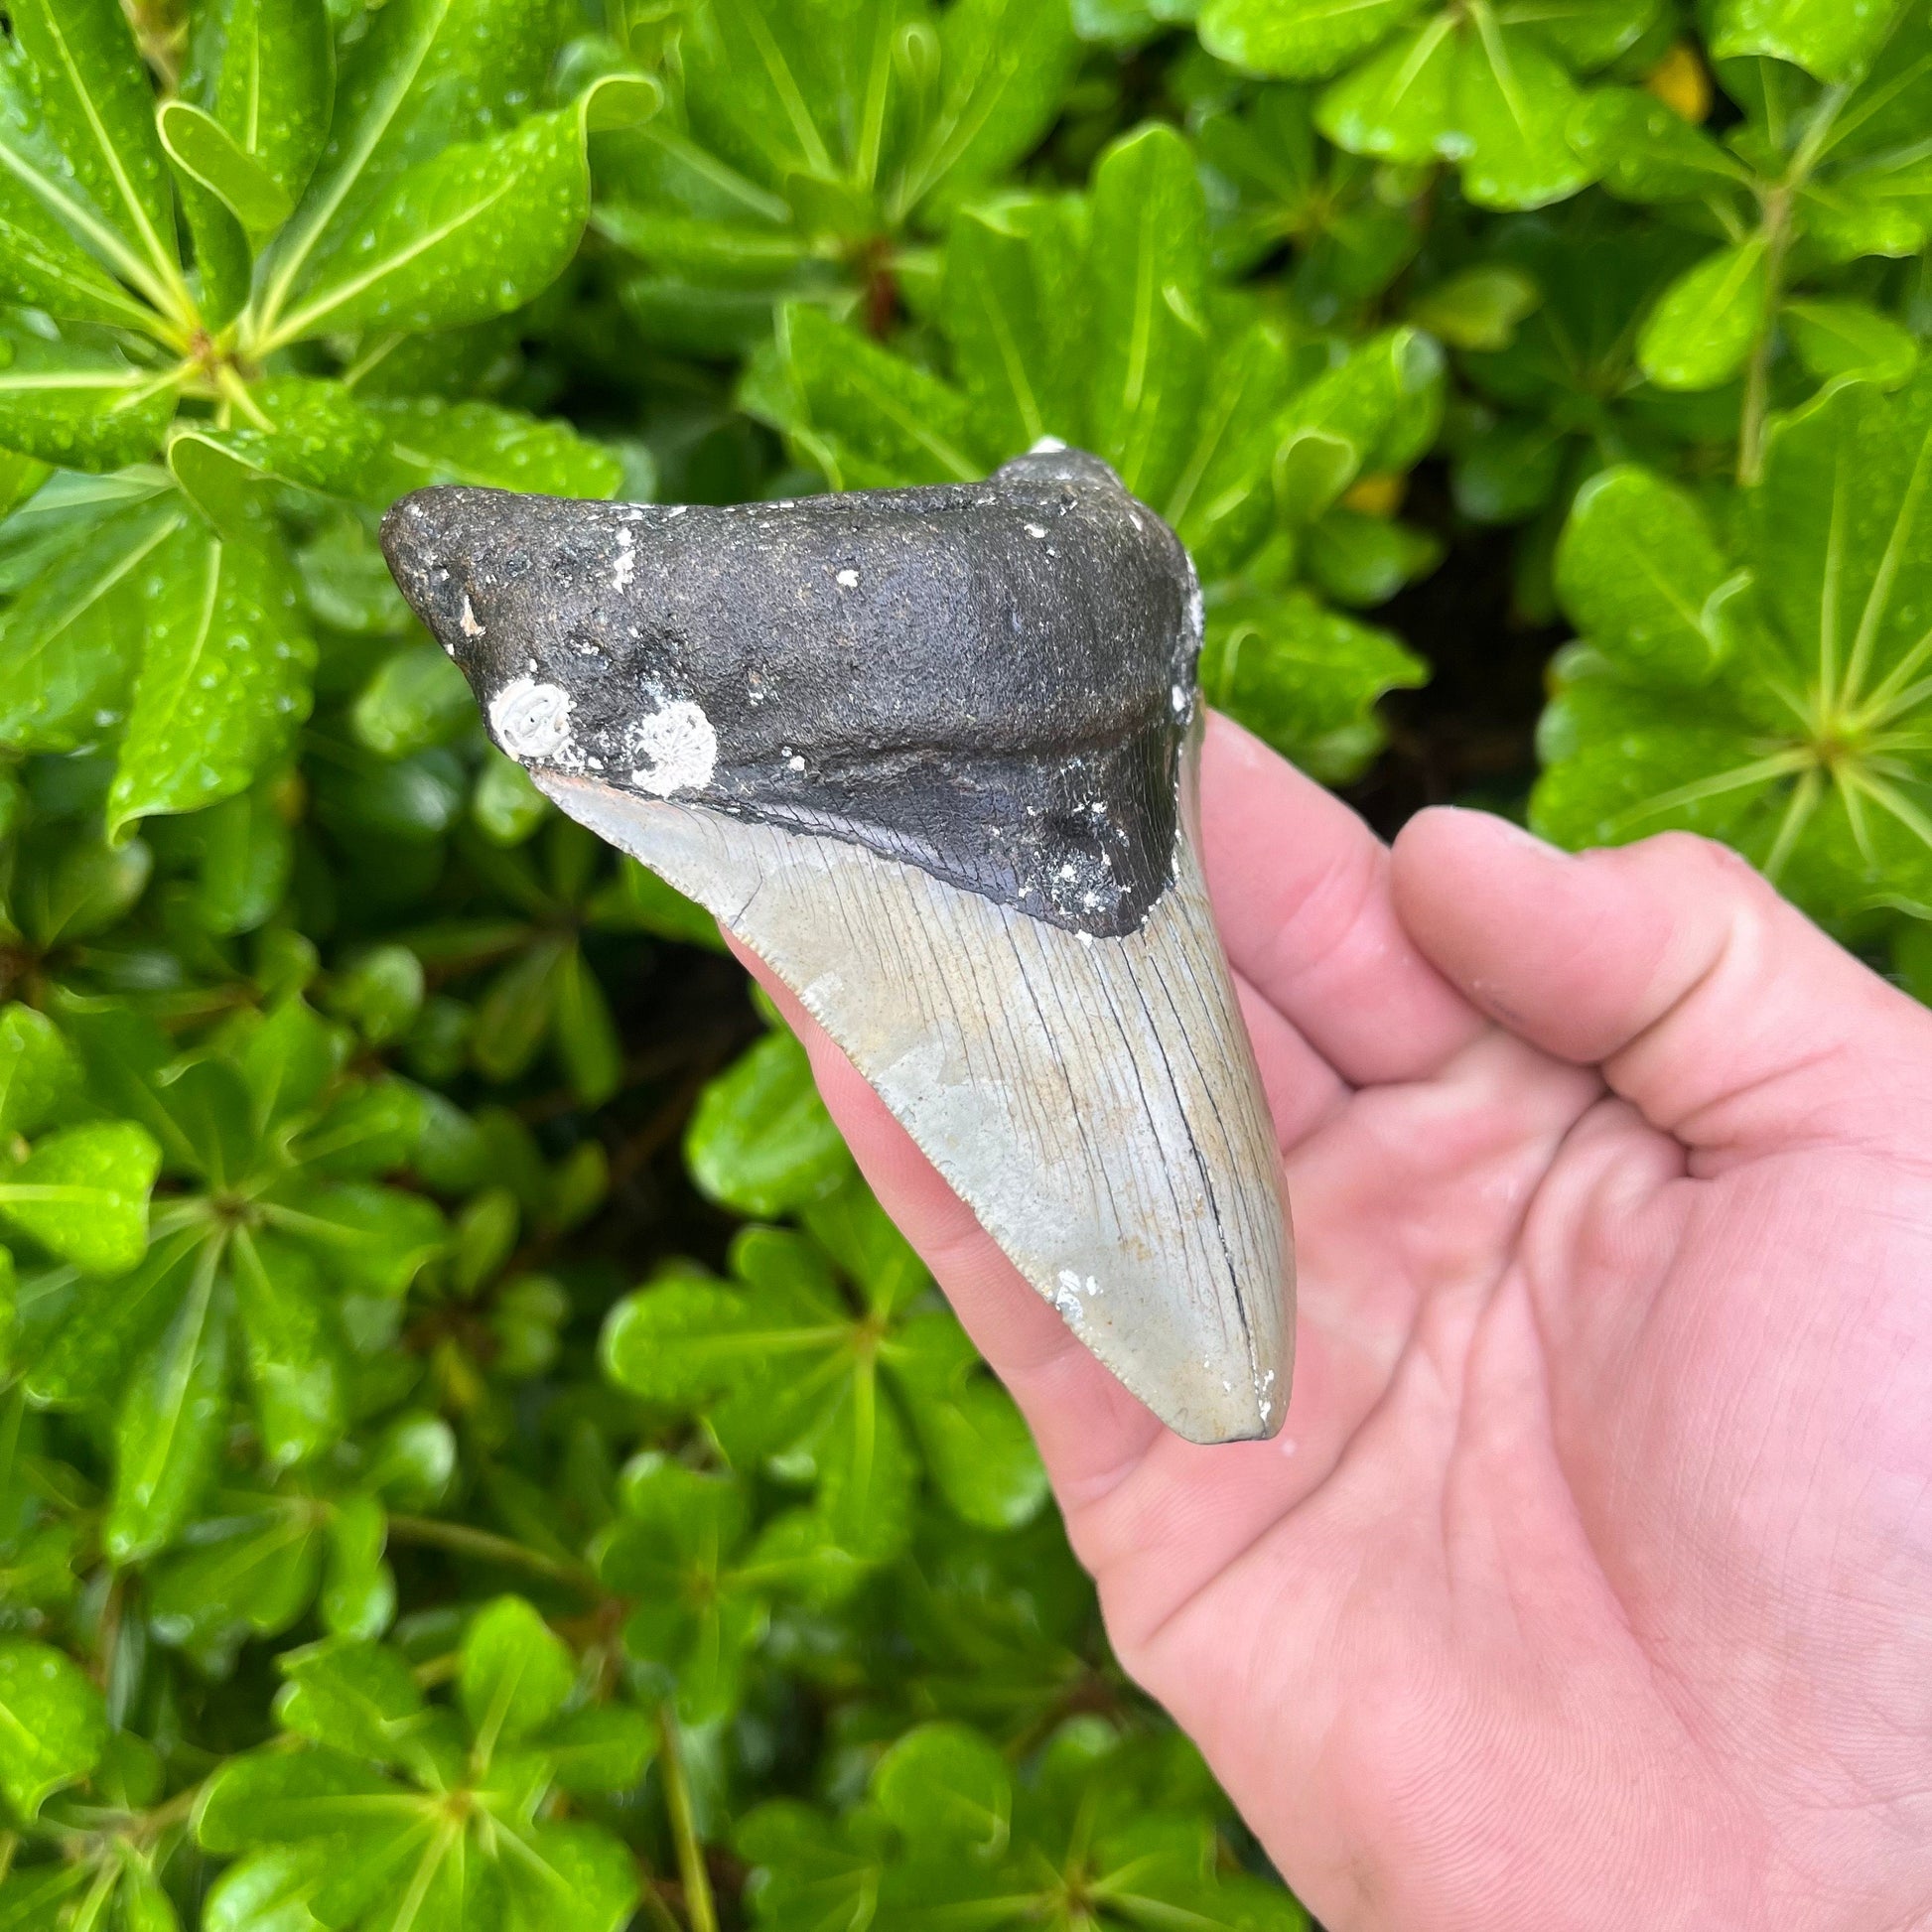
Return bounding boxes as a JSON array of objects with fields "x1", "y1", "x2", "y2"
[{"x1": 4, "y1": 0, "x2": 1932, "y2": 1929}]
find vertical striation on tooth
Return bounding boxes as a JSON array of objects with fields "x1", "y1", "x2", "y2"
[
  {"x1": 538, "y1": 756, "x2": 1291, "y2": 1444},
  {"x1": 379, "y1": 447, "x2": 1295, "y2": 1445}
]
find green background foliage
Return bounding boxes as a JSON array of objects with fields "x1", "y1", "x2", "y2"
[{"x1": 0, "y1": 0, "x2": 1927, "y2": 1924}]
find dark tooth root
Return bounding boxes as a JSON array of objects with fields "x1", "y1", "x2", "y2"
[{"x1": 377, "y1": 448, "x2": 1199, "y2": 939}]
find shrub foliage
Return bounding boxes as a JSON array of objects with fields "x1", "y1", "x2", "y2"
[{"x1": 0, "y1": 0, "x2": 1927, "y2": 1926}]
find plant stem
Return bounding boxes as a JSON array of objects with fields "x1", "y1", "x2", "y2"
[
  {"x1": 385, "y1": 1515, "x2": 603, "y2": 1596},
  {"x1": 658, "y1": 1705, "x2": 719, "y2": 1932},
  {"x1": 1740, "y1": 84, "x2": 1851, "y2": 486},
  {"x1": 1737, "y1": 196, "x2": 1791, "y2": 488}
]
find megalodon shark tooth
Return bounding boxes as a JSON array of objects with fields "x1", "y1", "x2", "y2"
[{"x1": 380, "y1": 445, "x2": 1293, "y2": 1444}]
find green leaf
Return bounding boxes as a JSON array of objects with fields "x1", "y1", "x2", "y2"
[
  {"x1": 1200, "y1": 590, "x2": 1427, "y2": 782},
  {"x1": 1636, "y1": 237, "x2": 1768, "y2": 390},
  {"x1": 801, "y1": 1176, "x2": 928, "y2": 1317},
  {"x1": 1452, "y1": 13, "x2": 1593, "y2": 210},
  {"x1": 472, "y1": 933, "x2": 568, "y2": 1084},
  {"x1": 1198, "y1": 0, "x2": 1424, "y2": 79},
  {"x1": 205, "y1": 0, "x2": 336, "y2": 207},
  {"x1": 0, "y1": 1006, "x2": 81, "y2": 1139},
  {"x1": 553, "y1": 944, "x2": 622, "y2": 1107},
  {"x1": 816, "y1": 1363, "x2": 915, "y2": 1559},
  {"x1": 352, "y1": 644, "x2": 477, "y2": 759},
  {"x1": 275, "y1": 1638, "x2": 426, "y2": 1763},
  {"x1": 267, "y1": 99, "x2": 603, "y2": 347},
  {"x1": 255, "y1": 0, "x2": 580, "y2": 332},
  {"x1": 177, "y1": 779, "x2": 296, "y2": 935},
  {"x1": 319, "y1": 1493, "x2": 393, "y2": 1641},
  {"x1": 0, "y1": 1639, "x2": 107, "y2": 1816},
  {"x1": 941, "y1": 195, "x2": 1092, "y2": 460},
  {"x1": 231, "y1": 1227, "x2": 346, "y2": 1468},
  {"x1": 293, "y1": 1077, "x2": 424, "y2": 1181},
  {"x1": 1316, "y1": 17, "x2": 1459, "y2": 164},
  {"x1": 366, "y1": 397, "x2": 623, "y2": 499},
  {"x1": 1567, "y1": 86, "x2": 1750, "y2": 202},
  {"x1": 1163, "y1": 320, "x2": 1295, "y2": 578},
  {"x1": 1783, "y1": 299, "x2": 1920, "y2": 385},
  {"x1": 600, "y1": 1271, "x2": 769, "y2": 1408},
  {"x1": 25, "y1": 1225, "x2": 201, "y2": 1407},
  {"x1": 107, "y1": 517, "x2": 317, "y2": 839},
  {"x1": 1408, "y1": 264, "x2": 1541, "y2": 350},
  {"x1": 1303, "y1": 507, "x2": 1442, "y2": 607},
  {"x1": 499, "y1": 1819, "x2": 640, "y2": 1932},
  {"x1": 148, "y1": 1497, "x2": 323, "y2": 1674},
  {"x1": 159, "y1": 102, "x2": 276, "y2": 325},
  {"x1": 473, "y1": 749, "x2": 551, "y2": 846},
  {"x1": 197, "y1": 1742, "x2": 402, "y2": 1852},
  {"x1": 1755, "y1": 371, "x2": 1932, "y2": 744},
  {"x1": 1535, "y1": 372, "x2": 1932, "y2": 927},
  {"x1": 0, "y1": 64, "x2": 165, "y2": 333},
  {"x1": 685, "y1": 1029, "x2": 851, "y2": 1217},
  {"x1": 873, "y1": 1722, "x2": 1011, "y2": 1855},
  {"x1": 762, "y1": 302, "x2": 979, "y2": 489},
  {"x1": 1711, "y1": 0, "x2": 1904, "y2": 81},
  {"x1": 902, "y1": 0, "x2": 1081, "y2": 212},
  {"x1": 327, "y1": 948, "x2": 426, "y2": 1048},
  {"x1": 0, "y1": 337, "x2": 178, "y2": 472},
  {"x1": 0, "y1": 1120, "x2": 159, "y2": 1276},
  {"x1": 460, "y1": 1595, "x2": 575, "y2": 1753},
  {"x1": 1516, "y1": 0, "x2": 1661, "y2": 68},
  {"x1": 265, "y1": 1180, "x2": 447, "y2": 1297},
  {"x1": 1554, "y1": 465, "x2": 1729, "y2": 680},
  {"x1": 10, "y1": 0, "x2": 184, "y2": 313},
  {"x1": 1087, "y1": 122, "x2": 1210, "y2": 504},
  {"x1": 542, "y1": 1706, "x2": 656, "y2": 1795},
  {"x1": 0, "y1": 486, "x2": 157, "y2": 750},
  {"x1": 889, "y1": 1311, "x2": 1048, "y2": 1531},
  {"x1": 105, "y1": 1246, "x2": 231, "y2": 1561}
]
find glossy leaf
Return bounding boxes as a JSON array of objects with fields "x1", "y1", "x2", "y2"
[
  {"x1": 1637, "y1": 237, "x2": 1768, "y2": 390},
  {"x1": 0, "y1": 338, "x2": 177, "y2": 472},
  {"x1": 1087, "y1": 123, "x2": 1211, "y2": 503},
  {"x1": 0, "y1": 1005, "x2": 81, "y2": 1139},
  {"x1": 107, "y1": 518, "x2": 317, "y2": 837},
  {"x1": 1198, "y1": 0, "x2": 1424, "y2": 80},
  {"x1": 686, "y1": 1029, "x2": 852, "y2": 1217},
  {"x1": 1200, "y1": 590, "x2": 1427, "y2": 781},
  {"x1": 10, "y1": 0, "x2": 184, "y2": 310},
  {"x1": 1711, "y1": 0, "x2": 1905, "y2": 80},
  {"x1": 0, "y1": 1120, "x2": 159, "y2": 1275},
  {"x1": 460, "y1": 1594, "x2": 575, "y2": 1752},
  {"x1": 0, "y1": 1639, "x2": 107, "y2": 1816},
  {"x1": 1554, "y1": 466, "x2": 1728, "y2": 681}
]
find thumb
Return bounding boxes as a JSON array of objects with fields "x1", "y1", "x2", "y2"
[{"x1": 1390, "y1": 813, "x2": 1932, "y2": 1157}]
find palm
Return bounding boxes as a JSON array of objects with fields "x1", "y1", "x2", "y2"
[{"x1": 744, "y1": 716, "x2": 1932, "y2": 1931}]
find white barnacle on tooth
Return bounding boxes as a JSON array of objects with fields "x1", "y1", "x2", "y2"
[
  {"x1": 490, "y1": 678, "x2": 573, "y2": 761},
  {"x1": 628, "y1": 699, "x2": 718, "y2": 797},
  {"x1": 613, "y1": 526, "x2": 636, "y2": 592}
]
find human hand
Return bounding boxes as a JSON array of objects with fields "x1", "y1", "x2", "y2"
[{"x1": 732, "y1": 712, "x2": 1932, "y2": 1932}]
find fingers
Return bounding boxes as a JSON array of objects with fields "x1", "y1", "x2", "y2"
[
  {"x1": 728, "y1": 937, "x2": 1166, "y2": 1500},
  {"x1": 1390, "y1": 810, "x2": 1932, "y2": 1157},
  {"x1": 1199, "y1": 713, "x2": 1483, "y2": 1086}
]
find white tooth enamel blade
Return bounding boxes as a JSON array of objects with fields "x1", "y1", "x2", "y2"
[{"x1": 380, "y1": 444, "x2": 1295, "y2": 1444}]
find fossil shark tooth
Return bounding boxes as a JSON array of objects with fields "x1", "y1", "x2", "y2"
[{"x1": 380, "y1": 445, "x2": 1293, "y2": 1444}]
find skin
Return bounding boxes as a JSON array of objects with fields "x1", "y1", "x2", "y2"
[{"x1": 733, "y1": 712, "x2": 1932, "y2": 1932}]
